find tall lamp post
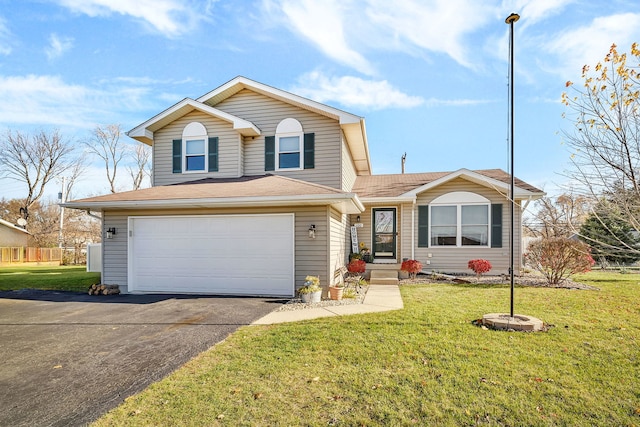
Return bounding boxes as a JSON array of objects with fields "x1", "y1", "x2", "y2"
[
  {"x1": 481, "y1": 13, "x2": 544, "y2": 331},
  {"x1": 505, "y1": 12, "x2": 519, "y2": 318}
]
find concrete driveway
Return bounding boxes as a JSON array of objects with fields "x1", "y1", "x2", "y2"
[{"x1": 0, "y1": 289, "x2": 283, "y2": 427}]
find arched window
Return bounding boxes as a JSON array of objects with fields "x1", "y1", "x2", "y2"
[
  {"x1": 275, "y1": 118, "x2": 303, "y2": 170},
  {"x1": 182, "y1": 122, "x2": 207, "y2": 172}
]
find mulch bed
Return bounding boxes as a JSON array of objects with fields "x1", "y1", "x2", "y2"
[{"x1": 401, "y1": 273, "x2": 599, "y2": 290}]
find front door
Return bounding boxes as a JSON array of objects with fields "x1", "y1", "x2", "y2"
[{"x1": 373, "y1": 208, "x2": 397, "y2": 261}]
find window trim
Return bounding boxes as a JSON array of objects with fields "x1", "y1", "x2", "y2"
[
  {"x1": 275, "y1": 118, "x2": 304, "y2": 171},
  {"x1": 429, "y1": 192, "x2": 491, "y2": 248},
  {"x1": 182, "y1": 122, "x2": 208, "y2": 173}
]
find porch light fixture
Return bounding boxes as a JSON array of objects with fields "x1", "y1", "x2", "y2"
[
  {"x1": 106, "y1": 227, "x2": 117, "y2": 239},
  {"x1": 308, "y1": 224, "x2": 316, "y2": 239},
  {"x1": 356, "y1": 215, "x2": 361, "y2": 223}
]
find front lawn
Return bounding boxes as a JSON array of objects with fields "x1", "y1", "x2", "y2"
[
  {"x1": 95, "y1": 272, "x2": 640, "y2": 426},
  {"x1": 0, "y1": 265, "x2": 100, "y2": 292}
]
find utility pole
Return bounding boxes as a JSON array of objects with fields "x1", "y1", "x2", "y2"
[{"x1": 58, "y1": 177, "x2": 66, "y2": 249}]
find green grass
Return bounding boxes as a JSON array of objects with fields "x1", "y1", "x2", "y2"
[
  {"x1": 92, "y1": 272, "x2": 638, "y2": 426},
  {"x1": 0, "y1": 265, "x2": 101, "y2": 292}
]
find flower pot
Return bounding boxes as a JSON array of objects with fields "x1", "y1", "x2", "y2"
[
  {"x1": 329, "y1": 286, "x2": 344, "y2": 300},
  {"x1": 301, "y1": 290, "x2": 322, "y2": 303}
]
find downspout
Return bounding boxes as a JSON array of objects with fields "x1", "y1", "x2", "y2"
[{"x1": 85, "y1": 210, "x2": 102, "y2": 220}]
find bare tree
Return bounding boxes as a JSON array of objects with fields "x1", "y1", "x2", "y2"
[
  {"x1": 128, "y1": 143, "x2": 151, "y2": 190},
  {"x1": 84, "y1": 124, "x2": 126, "y2": 194},
  {"x1": 561, "y1": 43, "x2": 640, "y2": 258},
  {"x1": 525, "y1": 193, "x2": 591, "y2": 238},
  {"x1": 0, "y1": 129, "x2": 81, "y2": 224}
]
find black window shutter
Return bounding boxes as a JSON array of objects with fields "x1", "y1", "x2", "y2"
[
  {"x1": 303, "y1": 133, "x2": 315, "y2": 169},
  {"x1": 172, "y1": 139, "x2": 182, "y2": 173},
  {"x1": 491, "y1": 203, "x2": 503, "y2": 248},
  {"x1": 265, "y1": 136, "x2": 275, "y2": 171},
  {"x1": 208, "y1": 137, "x2": 218, "y2": 172},
  {"x1": 418, "y1": 205, "x2": 429, "y2": 247}
]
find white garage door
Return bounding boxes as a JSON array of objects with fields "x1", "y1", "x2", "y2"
[{"x1": 128, "y1": 214, "x2": 294, "y2": 296}]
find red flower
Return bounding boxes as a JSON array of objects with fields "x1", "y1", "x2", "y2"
[{"x1": 347, "y1": 259, "x2": 366, "y2": 274}]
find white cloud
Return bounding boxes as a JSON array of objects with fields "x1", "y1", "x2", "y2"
[
  {"x1": 291, "y1": 72, "x2": 423, "y2": 110},
  {"x1": 542, "y1": 13, "x2": 640, "y2": 79},
  {"x1": 276, "y1": 0, "x2": 374, "y2": 75},
  {"x1": 0, "y1": 74, "x2": 158, "y2": 129},
  {"x1": 54, "y1": 0, "x2": 208, "y2": 37},
  {"x1": 503, "y1": 0, "x2": 575, "y2": 28},
  {"x1": 264, "y1": 0, "x2": 504, "y2": 73},
  {"x1": 45, "y1": 33, "x2": 74, "y2": 60},
  {"x1": 0, "y1": 16, "x2": 13, "y2": 55},
  {"x1": 364, "y1": 0, "x2": 496, "y2": 69}
]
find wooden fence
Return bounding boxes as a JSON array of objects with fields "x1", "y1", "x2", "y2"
[{"x1": 0, "y1": 247, "x2": 62, "y2": 264}]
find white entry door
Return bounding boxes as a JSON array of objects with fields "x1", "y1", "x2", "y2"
[{"x1": 128, "y1": 214, "x2": 294, "y2": 296}]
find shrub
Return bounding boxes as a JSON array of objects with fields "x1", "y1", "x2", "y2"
[
  {"x1": 400, "y1": 259, "x2": 423, "y2": 279},
  {"x1": 525, "y1": 238, "x2": 595, "y2": 285},
  {"x1": 468, "y1": 259, "x2": 492, "y2": 278},
  {"x1": 347, "y1": 259, "x2": 366, "y2": 275}
]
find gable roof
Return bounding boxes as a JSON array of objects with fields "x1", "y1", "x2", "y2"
[
  {"x1": 0, "y1": 218, "x2": 30, "y2": 234},
  {"x1": 353, "y1": 168, "x2": 544, "y2": 200},
  {"x1": 197, "y1": 76, "x2": 372, "y2": 176},
  {"x1": 127, "y1": 98, "x2": 261, "y2": 145},
  {"x1": 62, "y1": 175, "x2": 364, "y2": 214}
]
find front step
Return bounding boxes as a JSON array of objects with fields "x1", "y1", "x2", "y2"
[{"x1": 369, "y1": 269, "x2": 399, "y2": 285}]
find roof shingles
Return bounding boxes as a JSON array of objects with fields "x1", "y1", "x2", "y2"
[{"x1": 352, "y1": 169, "x2": 543, "y2": 198}]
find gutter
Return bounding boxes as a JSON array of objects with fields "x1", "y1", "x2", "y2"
[{"x1": 63, "y1": 193, "x2": 365, "y2": 214}]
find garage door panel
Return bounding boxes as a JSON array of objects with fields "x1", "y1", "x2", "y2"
[{"x1": 129, "y1": 215, "x2": 294, "y2": 296}]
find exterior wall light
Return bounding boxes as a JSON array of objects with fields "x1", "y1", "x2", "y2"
[
  {"x1": 308, "y1": 224, "x2": 316, "y2": 239},
  {"x1": 106, "y1": 227, "x2": 117, "y2": 239},
  {"x1": 356, "y1": 215, "x2": 361, "y2": 223}
]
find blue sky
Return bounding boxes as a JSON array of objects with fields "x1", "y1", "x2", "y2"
[{"x1": 1, "y1": 0, "x2": 639, "y2": 201}]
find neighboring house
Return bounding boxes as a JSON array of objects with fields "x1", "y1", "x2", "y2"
[
  {"x1": 0, "y1": 218, "x2": 29, "y2": 247},
  {"x1": 64, "y1": 76, "x2": 544, "y2": 296}
]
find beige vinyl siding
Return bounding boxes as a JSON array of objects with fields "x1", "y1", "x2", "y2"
[
  {"x1": 400, "y1": 202, "x2": 413, "y2": 260},
  {"x1": 329, "y1": 208, "x2": 349, "y2": 286},
  {"x1": 102, "y1": 214, "x2": 129, "y2": 289},
  {"x1": 102, "y1": 206, "x2": 329, "y2": 293},
  {"x1": 341, "y1": 136, "x2": 357, "y2": 191},
  {"x1": 153, "y1": 111, "x2": 241, "y2": 186},
  {"x1": 413, "y1": 177, "x2": 517, "y2": 274},
  {"x1": 213, "y1": 89, "x2": 343, "y2": 189}
]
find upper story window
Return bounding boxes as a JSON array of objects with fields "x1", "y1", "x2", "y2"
[
  {"x1": 276, "y1": 118, "x2": 303, "y2": 170},
  {"x1": 264, "y1": 119, "x2": 315, "y2": 172},
  {"x1": 183, "y1": 122, "x2": 207, "y2": 172},
  {"x1": 430, "y1": 192, "x2": 490, "y2": 247},
  {"x1": 172, "y1": 122, "x2": 218, "y2": 174}
]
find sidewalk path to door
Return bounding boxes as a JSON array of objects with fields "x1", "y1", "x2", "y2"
[{"x1": 252, "y1": 284, "x2": 404, "y2": 325}]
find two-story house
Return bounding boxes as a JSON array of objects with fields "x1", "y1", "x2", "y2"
[{"x1": 64, "y1": 77, "x2": 544, "y2": 296}]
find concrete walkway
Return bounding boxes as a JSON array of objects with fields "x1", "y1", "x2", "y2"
[{"x1": 252, "y1": 285, "x2": 404, "y2": 325}]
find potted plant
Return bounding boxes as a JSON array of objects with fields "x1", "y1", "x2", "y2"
[
  {"x1": 299, "y1": 275, "x2": 322, "y2": 303},
  {"x1": 329, "y1": 282, "x2": 344, "y2": 300},
  {"x1": 359, "y1": 242, "x2": 373, "y2": 263}
]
